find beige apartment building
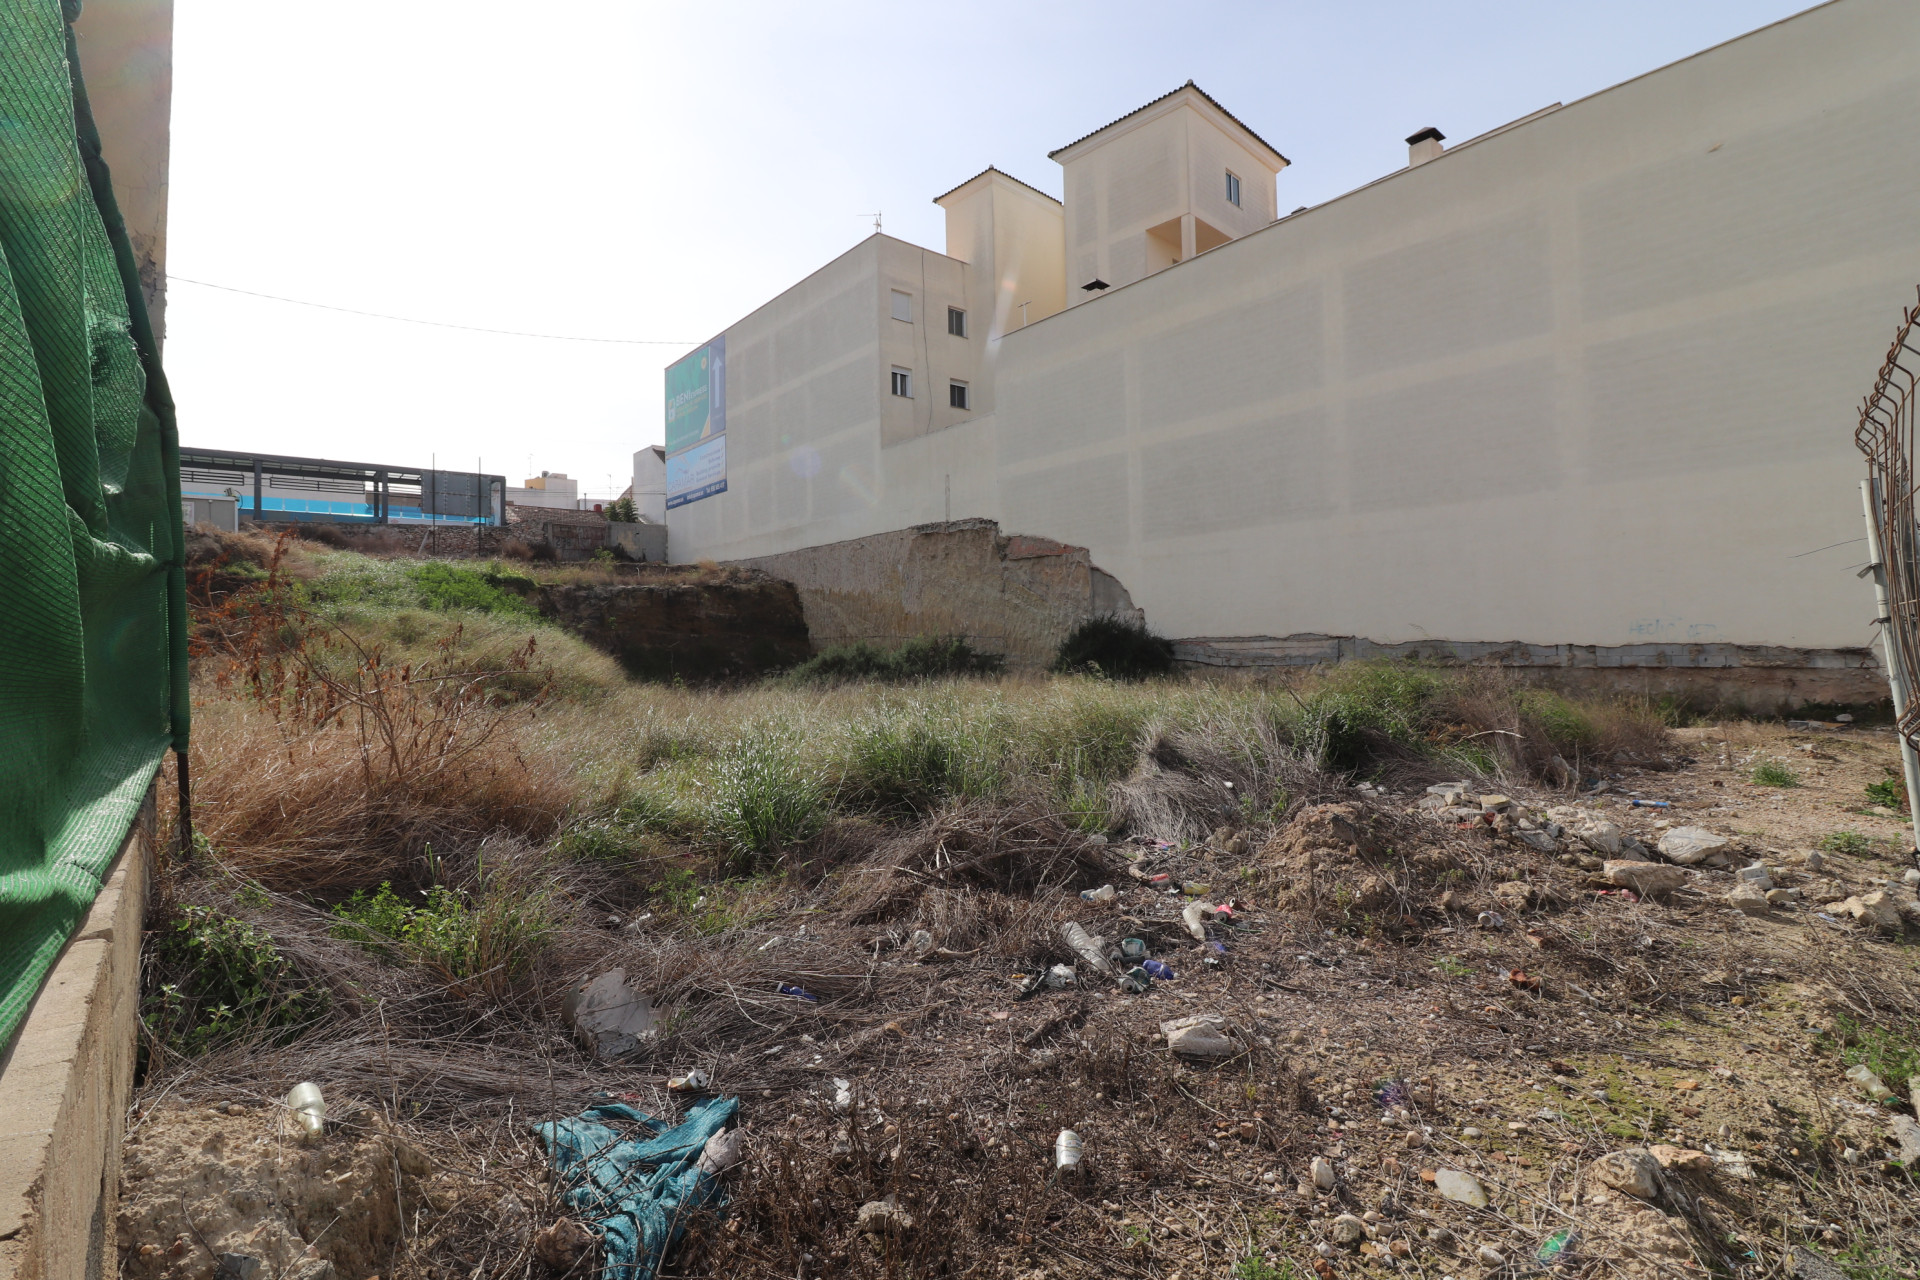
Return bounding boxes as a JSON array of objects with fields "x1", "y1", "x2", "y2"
[{"x1": 654, "y1": 0, "x2": 1920, "y2": 692}]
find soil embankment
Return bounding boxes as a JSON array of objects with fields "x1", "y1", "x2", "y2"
[{"x1": 531, "y1": 568, "x2": 810, "y2": 680}]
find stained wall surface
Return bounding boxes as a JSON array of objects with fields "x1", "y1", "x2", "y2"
[{"x1": 671, "y1": 0, "x2": 1920, "y2": 656}]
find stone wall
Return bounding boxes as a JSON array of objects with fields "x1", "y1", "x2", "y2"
[
  {"x1": 740, "y1": 518, "x2": 1138, "y2": 669},
  {"x1": 534, "y1": 570, "x2": 810, "y2": 681}
]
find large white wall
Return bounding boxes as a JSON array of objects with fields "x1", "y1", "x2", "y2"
[{"x1": 674, "y1": 0, "x2": 1920, "y2": 653}]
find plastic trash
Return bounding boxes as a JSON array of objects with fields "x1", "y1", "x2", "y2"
[
  {"x1": 1181, "y1": 881, "x2": 1212, "y2": 896},
  {"x1": 668, "y1": 1068, "x2": 710, "y2": 1092},
  {"x1": 907, "y1": 929, "x2": 934, "y2": 955},
  {"x1": 1142, "y1": 959, "x2": 1175, "y2": 981},
  {"x1": 286, "y1": 1082, "x2": 324, "y2": 1141},
  {"x1": 1060, "y1": 922, "x2": 1116, "y2": 976},
  {"x1": 1476, "y1": 911, "x2": 1505, "y2": 930},
  {"x1": 1055, "y1": 1128, "x2": 1084, "y2": 1171},
  {"x1": 1120, "y1": 937, "x2": 1148, "y2": 961},
  {"x1": 832, "y1": 1078, "x2": 853, "y2": 1113},
  {"x1": 1628, "y1": 799, "x2": 1671, "y2": 809},
  {"x1": 1119, "y1": 966, "x2": 1151, "y2": 994},
  {"x1": 535, "y1": 1096, "x2": 738, "y2": 1280},
  {"x1": 1846, "y1": 1064, "x2": 1896, "y2": 1102},
  {"x1": 1080, "y1": 884, "x2": 1116, "y2": 904},
  {"x1": 777, "y1": 984, "x2": 819, "y2": 1002},
  {"x1": 1180, "y1": 901, "x2": 1215, "y2": 940},
  {"x1": 1044, "y1": 963, "x2": 1077, "y2": 990}
]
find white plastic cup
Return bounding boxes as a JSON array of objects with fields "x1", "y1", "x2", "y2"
[
  {"x1": 286, "y1": 1082, "x2": 324, "y2": 1141},
  {"x1": 1080, "y1": 885, "x2": 1116, "y2": 904},
  {"x1": 1055, "y1": 1128, "x2": 1083, "y2": 1171}
]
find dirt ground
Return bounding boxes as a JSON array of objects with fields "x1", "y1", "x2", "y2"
[{"x1": 122, "y1": 719, "x2": 1920, "y2": 1280}]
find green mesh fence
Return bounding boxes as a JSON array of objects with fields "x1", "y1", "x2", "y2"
[{"x1": 0, "y1": 0, "x2": 188, "y2": 1053}]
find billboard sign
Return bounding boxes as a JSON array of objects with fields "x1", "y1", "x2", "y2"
[{"x1": 665, "y1": 336, "x2": 726, "y2": 509}]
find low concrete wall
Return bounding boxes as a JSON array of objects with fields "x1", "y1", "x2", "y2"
[
  {"x1": 0, "y1": 793, "x2": 153, "y2": 1280},
  {"x1": 1176, "y1": 634, "x2": 1887, "y2": 713},
  {"x1": 740, "y1": 518, "x2": 1139, "y2": 668}
]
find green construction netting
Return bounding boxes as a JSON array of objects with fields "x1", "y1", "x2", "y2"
[{"x1": 0, "y1": 0, "x2": 188, "y2": 1053}]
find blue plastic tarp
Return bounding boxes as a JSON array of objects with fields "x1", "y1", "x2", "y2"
[{"x1": 534, "y1": 1096, "x2": 739, "y2": 1280}]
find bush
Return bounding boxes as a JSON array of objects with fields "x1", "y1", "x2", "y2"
[
  {"x1": 841, "y1": 701, "x2": 1002, "y2": 814},
  {"x1": 786, "y1": 636, "x2": 1005, "y2": 685},
  {"x1": 145, "y1": 905, "x2": 329, "y2": 1054},
  {"x1": 604, "y1": 496, "x2": 639, "y2": 524},
  {"x1": 1751, "y1": 761, "x2": 1799, "y2": 787},
  {"x1": 330, "y1": 878, "x2": 554, "y2": 994},
  {"x1": 1818, "y1": 830, "x2": 1874, "y2": 856},
  {"x1": 1052, "y1": 615, "x2": 1176, "y2": 680}
]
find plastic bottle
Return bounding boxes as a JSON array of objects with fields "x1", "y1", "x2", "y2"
[
  {"x1": 1080, "y1": 884, "x2": 1116, "y2": 904},
  {"x1": 1054, "y1": 1128, "x2": 1083, "y2": 1171},
  {"x1": 286, "y1": 1082, "x2": 325, "y2": 1141},
  {"x1": 1142, "y1": 959, "x2": 1175, "y2": 980},
  {"x1": 1845, "y1": 1063, "x2": 1895, "y2": 1102}
]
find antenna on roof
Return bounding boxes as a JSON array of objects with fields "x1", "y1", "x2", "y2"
[{"x1": 861, "y1": 212, "x2": 882, "y2": 235}]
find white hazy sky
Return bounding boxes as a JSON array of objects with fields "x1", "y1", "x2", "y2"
[{"x1": 164, "y1": 0, "x2": 1814, "y2": 501}]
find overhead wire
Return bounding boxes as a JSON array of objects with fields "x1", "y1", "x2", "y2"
[{"x1": 166, "y1": 275, "x2": 699, "y2": 346}]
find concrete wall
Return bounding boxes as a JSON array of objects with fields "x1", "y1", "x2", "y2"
[
  {"x1": 72, "y1": 0, "x2": 172, "y2": 346},
  {"x1": 0, "y1": 796, "x2": 152, "y2": 1280},
  {"x1": 632, "y1": 446, "x2": 667, "y2": 524},
  {"x1": 671, "y1": 0, "x2": 1920, "y2": 675},
  {"x1": 742, "y1": 518, "x2": 1137, "y2": 668}
]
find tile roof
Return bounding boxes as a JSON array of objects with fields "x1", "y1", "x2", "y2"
[
  {"x1": 1048, "y1": 80, "x2": 1288, "y2": 166},
  {"x1": 931, "y1": 165, "x2": 1062, "y2": 206}
]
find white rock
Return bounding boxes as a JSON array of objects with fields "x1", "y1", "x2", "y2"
[
  {"x1": 856, "y1": 1195, "x2": 914, "y2": 1233},
  {"x1": 1574, "y1": 819, "x2": 1624, "y2": 856},
  {"x1": 1734, "y1": 863, "x2": 1774, "y2": 889},
  {"x1": 1331, "y1": 1213, "x2": 1366, "y2": 1244},
  {"x1": 1889, "y1": 1114, "x2": 1920, "y2": 1165},
  {"x1": 1658, "y1": 827, "x2": 1730, "y2": 865},
  {"x1": 1588, "y1": 1149, "x2": 1661, "y2": 1200},
  {"x1": 1476, "y1": 1246, "x2": 1507, "y2": 1265},
  {"x1": 1311, "y1": 1156, "x2": 1336, "y2": 1190},
  {"x1": 1433, "y1": 1169, "x2": 1489, "y2": 1207},
  {"x1": 1603, "y1": 861, "x2": 1686, "y2": 895},
  {"x1": 1728, "y1": 883, "x2": 1771, "y2": 916}
]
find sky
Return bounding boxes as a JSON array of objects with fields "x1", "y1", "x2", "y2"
[{"x1": 164, "y1": 0, "x2": 1815, "y2": 502}]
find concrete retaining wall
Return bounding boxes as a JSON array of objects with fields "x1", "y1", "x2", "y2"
[{"x1": 0, "y1": 794, "x2": 153, "y2": 1280}]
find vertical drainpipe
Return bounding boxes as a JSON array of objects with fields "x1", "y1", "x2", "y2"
[{"x1": 252, "y1": 458, "x2": 262, "y2": 522}]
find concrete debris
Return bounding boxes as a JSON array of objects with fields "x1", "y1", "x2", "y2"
[
  {"x1": 1734, "y1": 862, "x2": 1774, "y2": 890},
  {"x1": 1838, "y1": 890, "x2": 1902, "y2": 931},
  {"x1": 1600, "y1": 861, "x2": 1685, "y2": 895},
  {"x1": 1572, "y1": 819, "x2": 1625, "y2": 856},
  {"x1": 1728, "y1": 883, "x2": 1771, "y2": 916},
  {"x1": 1587, "y1": 1149, "x2": 1661, "y2": 1200},
  {"x1": 1648, "y1": 1144, "x2": 1713, "y2": 1174},
  {"x1": 1161, "y1": 1013, "x2": 1243, "y2": 1058},
  {"x1": 1432, "y1": 1169, "x2": 1489, "y2": 1207},
  {"x1": 1766, "y1": 887, "x2": 1801, "y2": 905},
  {"x1": 1793, "y1": 1246, "x2": 1854, "y2": 1280},
  {"x1": 1427, "y1": 782, "x2": 1470, "y2": 806},
  {"x1": 1515, "y1": 829, "x2": 1558, "y2": 852},
  {"x1": 1803, "y1": 878, "x2": 1849, "y2": 904},
  {"x1": 1657, "y1": 827, "x2": 1730, "y2": 865},
  {"x1": 1886, "y1": 1113, "x2": 1920, "y2": 1165},
  {"x1": 1331, "y1": 1213, "x2": 1367, "y2": 1244},
  {"x1": 1704, "y1": 1144, "x2": 1755, "y2": 1180},
  {"x1": 1478, "y1": 794, "x2": 1512, "y2": 812},
  {"x1": 856, "y1": 1194, "x2": 915, "y2": 1234},
  {"x1": 533, "y1": 1219, "x2": 598, "y2": 1270},
  {"x1": 561, "y1": 968, "x2": 658, "y2": 1060}
]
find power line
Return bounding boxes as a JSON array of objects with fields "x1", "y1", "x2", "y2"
[{"x1": 166, "y1": 275, "x2": 700, "y2": 346}]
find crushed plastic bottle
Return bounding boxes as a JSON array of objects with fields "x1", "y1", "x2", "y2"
[
  {"x1": 832, "y1": 1078, "x2": 854, "y2": 1113},
  {"x1": 1142, "y1": 959, "x2": 1175, "y2": 981},
  {"x1": 286, "y1": 1082, "x2": 325, "y2": 1141},
  {"x1": 1054, "y1": 1128, "x2": 1083, "y2": 1171},
  {"x1": 1060, "y1": 922, "x2": 1116, "y2": 976},
  {"x1": 777, "y1": 983, "x2": 819, "y2": 1002},
  {"x1": 1080, "y1": 884, "x2": 1116, "y2": 904},
  {"x1": 1846, "y1": 1063, "x2": 1895, "y2": 1102},
  {"x1": 1044, "y1": 963, "x2": 1077, "y2": 990}
]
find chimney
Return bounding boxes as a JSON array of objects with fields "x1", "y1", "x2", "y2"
[{"x1": 1406, "y1": 127, "x2": 1445, "y2": 167}]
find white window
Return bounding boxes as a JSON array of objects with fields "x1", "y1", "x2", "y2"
[
  {"x1": 947, "y1": 306, "x2": 967, "y2": 337},
  {"x1": 890, "y1": 367, "x2": 912, "y2": 398},
  {"x1": 890, "y1": 290, "x2": 912, "y2": 322},
  {"x1": 949, "y1": 380, "x2": 969, "y2": 410},
  {"x1": 1226, "y1": 170, "x2": 1242, "y2": 207}
]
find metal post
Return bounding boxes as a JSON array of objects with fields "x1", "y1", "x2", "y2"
[
  {"x1": 252, "y1": 458, "x2": 263, "y2": 523},
  {"x1": 1859, "y1": 478, "x2": 1920, "y2": 857}
]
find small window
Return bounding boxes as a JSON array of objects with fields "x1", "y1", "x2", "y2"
[
  {"x1": 947, "y1": 306, "x2": 967, "y2": 337},
  {"x1": 1225, "y1": 170, "x2": 1242, "y2": 208},
  {"x1": 949, "y1": 381, "x2": 969, "y2": 410},
  {"x1": 890, "y1": 367, "x2": 912, "y2": 398},
  {"x1": 890, "y1": 290, "x2": 912, "y2": 322}
]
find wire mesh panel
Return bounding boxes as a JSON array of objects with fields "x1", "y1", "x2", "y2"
[{"x1": 1856, "y1": 287, "x2": 1920, "y2": 747}]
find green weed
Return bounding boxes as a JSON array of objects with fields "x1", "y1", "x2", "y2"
[
  {"x1": 329, "y1": 879, "x2": 554, "y2": 991},
  {"x1": 1866, "y1": 773, "x2": 1908, "y2": 812},
  {"x1": 786, "y1": 636, "x2": 1004, "y2": 684},
  {"x1": 1818, "y1": 831, "x2": 1874, "y2": 857},
  {"x1": 1831, "y1": 1014, "x2": 1920, "y2": 1094},
  {"x1": 145, "y1": 905, "x2": 329, "y2": 1054},
  {"x1": 841, "y1": 701, "x2": 1001, "y2": 815},
  {"x1": 1751, "y1": 761, "x2": 1799, "y2": 787},
  {"x1": 1433, "y1": 955, "x2": 1473, "y2": 978},
  {"x1": 709, "y1": 729, "x2": 829, "y2": 866},
  {"x1": 1231, "y1": 1255, "x2": 1302, "y2": 1280}
]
